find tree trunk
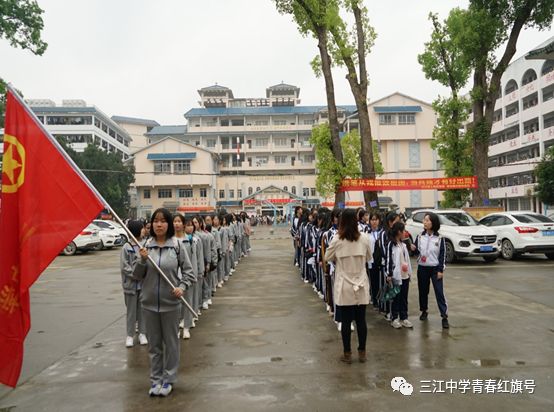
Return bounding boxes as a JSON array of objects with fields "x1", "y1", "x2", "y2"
[
  {"x1": 471, "y1": 69, "x2": 490, "y2": 205},
  {"x1": 355, "y1": 98, "x2": 378, "y2": 209},
  {"x1": 317, "y1": 27, "x2": 345, "y2": 205}
]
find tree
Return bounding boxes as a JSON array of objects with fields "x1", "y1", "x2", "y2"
[
  {"x1": 418, "y1": 12, "x2": 473, "y2": 207},
  {"x1": 327, "y1": 0, "x2": 379, "y2": 209},
  {"x1": 274, "y1": 0, "x2": 346, "y2": 204},
  {"x1": 56, "y1": 140, "x2": 135, "y2": 217},
  {"x1": 535, "y1": 145, "x2": 554, "y2": 206},
  {"x1": 0, "y1": 0, "x2": 48, "y2": 127},
  {"x1": 452, "y1": 0, "x2": 554, "y2": 205},
  {"x1": 310, "y1": 123, "x2": 382, "y2": 199}
]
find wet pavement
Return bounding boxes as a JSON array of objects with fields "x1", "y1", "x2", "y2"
[{"x1": 1, "y1": 226, "x2": 553, "y2": 411}]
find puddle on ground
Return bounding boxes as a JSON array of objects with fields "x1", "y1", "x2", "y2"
[
  {"x1": 226, "y1": 356, "x2": 284, "y2": 366},
  {"x1": 469, "y1": 359, "x2": 525, "y2": 367}
]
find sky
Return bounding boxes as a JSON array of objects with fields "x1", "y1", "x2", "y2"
[{"x1": 1, "y1": 0, "x2": 553, "y2": 125}]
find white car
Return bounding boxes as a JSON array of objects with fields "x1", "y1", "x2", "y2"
[
  {"x1": 62, "y1": 224, "x2": 102, "y2": 255},
  {"x1": 479, "y1": 211, "x2": 554, "y2": 260},
  {"x1": 405, "y1": 209, "x2": 500, "y2": 263},
  {"x1": 90, "y1": 223, "x2": 118, "y2": 250},
  {"x1": 93, "y1": 219, "x2": 127, "y2": 245}
]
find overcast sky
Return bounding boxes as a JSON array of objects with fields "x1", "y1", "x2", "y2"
[{"x1": 1, "y1": 0, "x2": 553, "y2": 125}]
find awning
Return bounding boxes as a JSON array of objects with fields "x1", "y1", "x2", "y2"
[{"x1": 147, "y1": 153, "x2": 196, "y2": 160}]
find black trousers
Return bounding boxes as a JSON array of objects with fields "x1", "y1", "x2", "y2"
[
  {"x1": 338, "y1": 305, "x2": 367, "y2": 352},
  {"x1": 369, "y1": 266, "x2": 380, "y2": 307},
  {"x1": 417, "y1": 266, "x2": 448, "y2": 317},
  {"x1": 391, "y1": 279, "x2": 410, "y2": 320}
]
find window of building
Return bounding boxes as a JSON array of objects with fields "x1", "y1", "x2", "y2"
[
  {"x1": 303, "y1": 188, "x2": 309, "y2": 197},
  {"x1": 310, "y1": 188, "x2": 316, "y2": 196},
  {"x1": 158, "y1": 188, "x2": 172, "y2": 198},
  {"x1": 178, "y1": 188, "x2": 193, "y2": 198},
  {"x1": 408, "y1": 141, "x2": 421, "y2": 168},
  {"x1": 101, "y1": 140, "x2": 108, "y2": 149},
  {"x1": 303, "y1": 119, "x2": 315, "y2": 125},
  {"x1": 206, "y1": 138, "x2": 216, "y2": 148},
  {"x1": 231, "y1": 119, "x2": 244, "y2": 126},
  {"x1": 299, "y1": 136, "x2": 311, "y2": 147},
  {"x1": 255, "y1": 138, "x2": 269, "y2": 147},
  {"x1": 291, "y1": 186, "x2": 296, "y2": 195},
  {"x1": 220, "y1": 119, "x2": 229, "y2": 127},
  {"x1": 255, "y1": 156, "x2": 268, "y2": 166},
  {"x1": 219, "y1": 189, "x2": 225, "y2": 199},
  {"x1": 108, "y1": 144, "x2": 115, "y2": 153},
  {"x1": 283, "y1": 186, "x2": 288, "y2": 192},
  {"x1": 410, "y1": 190, "x2": 422, "y2": 207},
  {"x1": 379, "y1": 114, "x2": 396, "y2": 125},
  {"x1": 174, "y1": 160, "x2": 191, "y2": 174},
  {"x1": 154, "y1": 160, "x2": 171, "y2": 174},
  {"x1": 229, "y1": 189, "x2": 235, "y2": 199},
  {"x1": 143, "y1": 189, "x2": 151, "y2": 199},
  {"x1": 200, "y1": 188, "x2": 207, "y2": 198},
  {"x1": 248, "y1": 187, "x2": 253, "y2": 195},
  {"x1": 206, "y1": 121, "x2": 217, "y2": 127},
  {"x1": 274, "y1": 137, "x2": 288, "y2": 146},
  {"x1": 46, "y1": 116, "x2": 93, "y2": 125},
  {"x1": 377, "y1": 142, "x2": 382, "y2": 153},
  {"x1": 303, "y1": 154, "x2": 315, "y2": 163},
  {"x1": 256, "y1": 187, "x2": 260, "y2": 192},
  {"x1": 275, "y1": 155, "x2": 287, "y2": 164},
  {"x1": 254, "y1": 120, "x2": 269, "y2": 126},
  {"x1": 273, "y1": 119, "x2": 287, "y2": 126},
  {"x1": 238, "y1": 189, "x2": 242, "y2": 198},
  {"x1": 398, "y1": 113, "x2": 415, "y2": 125},
  {"x1": 508, "y1": 198, "x2": 519, "y2": 211}
]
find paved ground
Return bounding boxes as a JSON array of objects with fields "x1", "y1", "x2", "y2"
[{"x1": 0, "y1": 226, "x2": 553, "y2": 411}]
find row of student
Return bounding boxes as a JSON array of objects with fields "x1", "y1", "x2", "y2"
[
  {"x1": 120, "y1": 209, "x2": 251, "y2": 397},
  {"x1": 291, "y1": 206, "x2": 449, "y2": 363}
]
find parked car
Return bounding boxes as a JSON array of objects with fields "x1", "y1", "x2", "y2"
[
  {"x1": 62, "y1": 224, "x2": 102, "y2": 255},
  {"x1": 479, "y1": 211, "x2": 554, "y2": 260},
  {"x1": 90, "y1": 223, "x2": 118, "y2": 250},
  {"x1": 93, "y1": 219, "x2": 127, "y2": 245},
  {"x1": 405, "y1": 209, "x2": 500, "y2": 263}
]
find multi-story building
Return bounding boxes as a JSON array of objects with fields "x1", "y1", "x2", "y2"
[
  {"x1": 341, "y1": 92, "x2": 442, "y2": 211},
  {"x1": 28, "y1": 99, "x2": 132, "y2": 159},
  {"x1": 132, "y1": 136, "x2": 219, "y2": 217},
  {"x1": 486, "y1": 36, "x2": 554, "y2": 213},
  {"x1": 111, "y1": 115, "x2": 160, "y2": 152},
  {"x1": 183, "y1": 83, "x2": 355, "y2": 214}
]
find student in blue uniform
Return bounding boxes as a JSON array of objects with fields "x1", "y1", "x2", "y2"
[
  {"x1": 368, "y1": 212, "x2": 382, "y2": 310},
  {"x1": 411, "y1": 212, "x2": 449, "y2": 329}
]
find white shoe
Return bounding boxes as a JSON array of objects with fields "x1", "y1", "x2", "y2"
[
  {"x1": 224, "y1": 276, "x2": 229, "y2": 281},
  {"x1": 191, "y1": 319, "x2": 196, "y2": 328},
  {"x1": 217, "y1": 282, "x2": 223, "y2": 288},
  {"x1": 401, "y1": 319, "x2": 413, "y2": 328},
  {"x1": 391, "y1": 319, "x2": 402, "y2": 329},
  {"x1": 207, "y1": 299, "x2": 213, "y2": 305},
  {"x1": 179, "y1": 320, "x2": 184, "y2": 329},
  {"x1": 138, "y1": 334, "x2": 148, "y2": 345},
  {"x1": 159, "y1": 383, "x2": 172, "y2": 397},
  {"x1": 230, "y1": 269, "x2": 235, "y2": 273},
  {"x1": 295, "y1": 263, "x2": 299, "y2": 267},
  {"x1": 318, "y1": 292, "x2": 324, "y2": 299},
  {"x1": 337, "y1": 322, "x2": 342, "y2": 331},
  {"x1": 234, "y1": 261, "x2": 238, "y2": 265},
  {"x1": 350, "y1": 323, "x2": 355, "y2": 331},
  {"x1": 326, "y1": 304, "x2": 331, "y2": 312},
  {"x1": 384, "y1": 312, "x2": 392, "y2": 321},
  {"x1": 125, "y1": 336, "x2": 134, "y2": 348},
  {"x1": 149, "y1": 383, "x2": 162, "y2": 396},
  {"x1": 303, "y1": 279, "x2": 309, "y2": 284},
  {"x1": 202, "y1": 302, "x2": 209, "y2": 310},
  {"x1": 182, "y1": 328, "x2": 191, "y2": 339}
]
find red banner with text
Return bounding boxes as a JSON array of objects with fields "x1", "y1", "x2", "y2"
[{"x1": 339, "y1": 176, "x2": 478, "y2": 191}]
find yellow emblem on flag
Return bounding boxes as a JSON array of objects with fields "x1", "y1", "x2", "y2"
[{"x1": 1, "y1": 134, "x2": 26, "y2": 193}]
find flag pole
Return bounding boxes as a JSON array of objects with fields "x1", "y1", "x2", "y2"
[{"x1": 5, "y1": 85, "x2": 197, "y2": 318}]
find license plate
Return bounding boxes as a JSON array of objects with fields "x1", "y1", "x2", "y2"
[
  {"x1": 480, "y1": 245, "x2": 494, "y2": 252},
  {"x1": 542, "y1": 230, "x2": 554, "y2": 236}
]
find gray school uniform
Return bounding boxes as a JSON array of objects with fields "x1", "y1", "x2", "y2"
[
  {"x1": 177, "y1": 235, "x2": 198, "y2": 329},
  {"x1": 193, "y1": 232, "x2": 204, "y2": 314},
  {"x1": 133, "y1": 237, "x2": 195, "y2": 386},
  {"x1": 216, "y1": 226, "x2": 227, "y2": 283},
  {"x1": 201, "y1": 230, "x2": 217, "y2": 302},
  {"x1": 211, "y1": 227, "x2": 222, "y2": 287},
  {"x1": 120, "y1": 242, "x2": 146, "y2": 337},
  {"x1": 220, "y1": 225, "x2": 231, "y2": 278}
]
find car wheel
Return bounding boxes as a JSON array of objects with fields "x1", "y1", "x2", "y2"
[
  {"x1": 483, "y1": 256, "x2": 497, "y2": 263},
  {"x1": 545, "y1": 252, "x2": 554, "y2": 260},
  {"x1": 501, "y1": 239, "x2": 515, "y2": 260},
  {"x1": 62, "y1": 242, "x2": 77, "y2": 256},
  {"x1": 93, "y1": 241, "x2": 104, "y2": 251},
  {"x1": 445, "y1": 240, "x2": 456, "y2": 263},
  {"x1": 120, "y1": 234, "x2": 128, "y2": 243}
]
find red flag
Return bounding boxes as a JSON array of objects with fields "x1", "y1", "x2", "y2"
[{"x1": 0, "y1": 90, "x2": 104, "y2": 387}]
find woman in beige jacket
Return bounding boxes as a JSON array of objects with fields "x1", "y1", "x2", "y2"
[{"x1": 325, "y1": 209, "x2": 373, "y2": 364}]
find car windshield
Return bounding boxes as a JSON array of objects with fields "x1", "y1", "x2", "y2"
[
  {"x1": 438, "y1": 212, "x2": 479, "y2": 226},
  {"x1": 513, "y1": 214, "x2": 553, "y2": 223}
]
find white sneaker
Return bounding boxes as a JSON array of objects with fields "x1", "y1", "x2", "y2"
[
  {"x1": 138, "y1": 334, "x2": 148, "y2": 345},
  {"x1": 401, "y1": 319, "x2": 414, "y2": 328},
  {"x1": 234, "y1": 261, "x2": 238, "y2": 265},
  {"x1": 179, "y1": 320, "x2": 184, "y2": 329},
  {"x1": 384, "y1": 312, "x2": 392, "y2": 321},
  {"x1": 318, "y1": 292, "x2": 324, "y2": 299},
  {"x1": 337, "y1": 322, "x2": 342, "y2": 331},
  {"x1": 197, "y1": 310, "x2": 202, "y2": 316},
  {"x1": 149, "y1": 383, "x2": 162, "y2": 396},
  {"x1": 159, "y1": 383, "x2": 172, "y2": 397},
  {"x1": 191, "y1": 319, "x2": 196, "y2": 328},
  {"x1": 326, "y1": 304, "x2": 331, "y2": 312},
  {"x1": 230, "y1": 269, "x2": 235, "y2": 274},
  {"x1": 224, "y1": 276, "x2": 229, "y2": 281},
  {"x1": 303, "y1": 279, "x2": 309, "y2": 284},
  {"x1": 217, "y1": 282, "x2": 223, "y2": 288},
  {"x1": 391, "y1": 319, "x2": 402, "y2": 329},
  {"x1": 207, "y1": 299, "x2": 213, "y2": 305},
  {"x1": 182, "y1": 328, "x2": 191, "y2": 339},
  {"x1": 202, "y1": 302, "x2": 209, "y2": 310},
  {"x1": 350, "y1": 323, "x2": 355, "y2": 331},
  {"x1": 125, "y1": 336, "x2": 134, "y2": 348},
  {"x1": 295, "y1": 263, "x2": 299, "y2": 267}
]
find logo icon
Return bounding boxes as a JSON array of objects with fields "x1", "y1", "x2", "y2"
[
  {"x1": 391, "y1": 377, "x2": 413, "y2": 396},
  {"x1": 2, "y1": 134, "x2": 26, "y2": 193}
]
